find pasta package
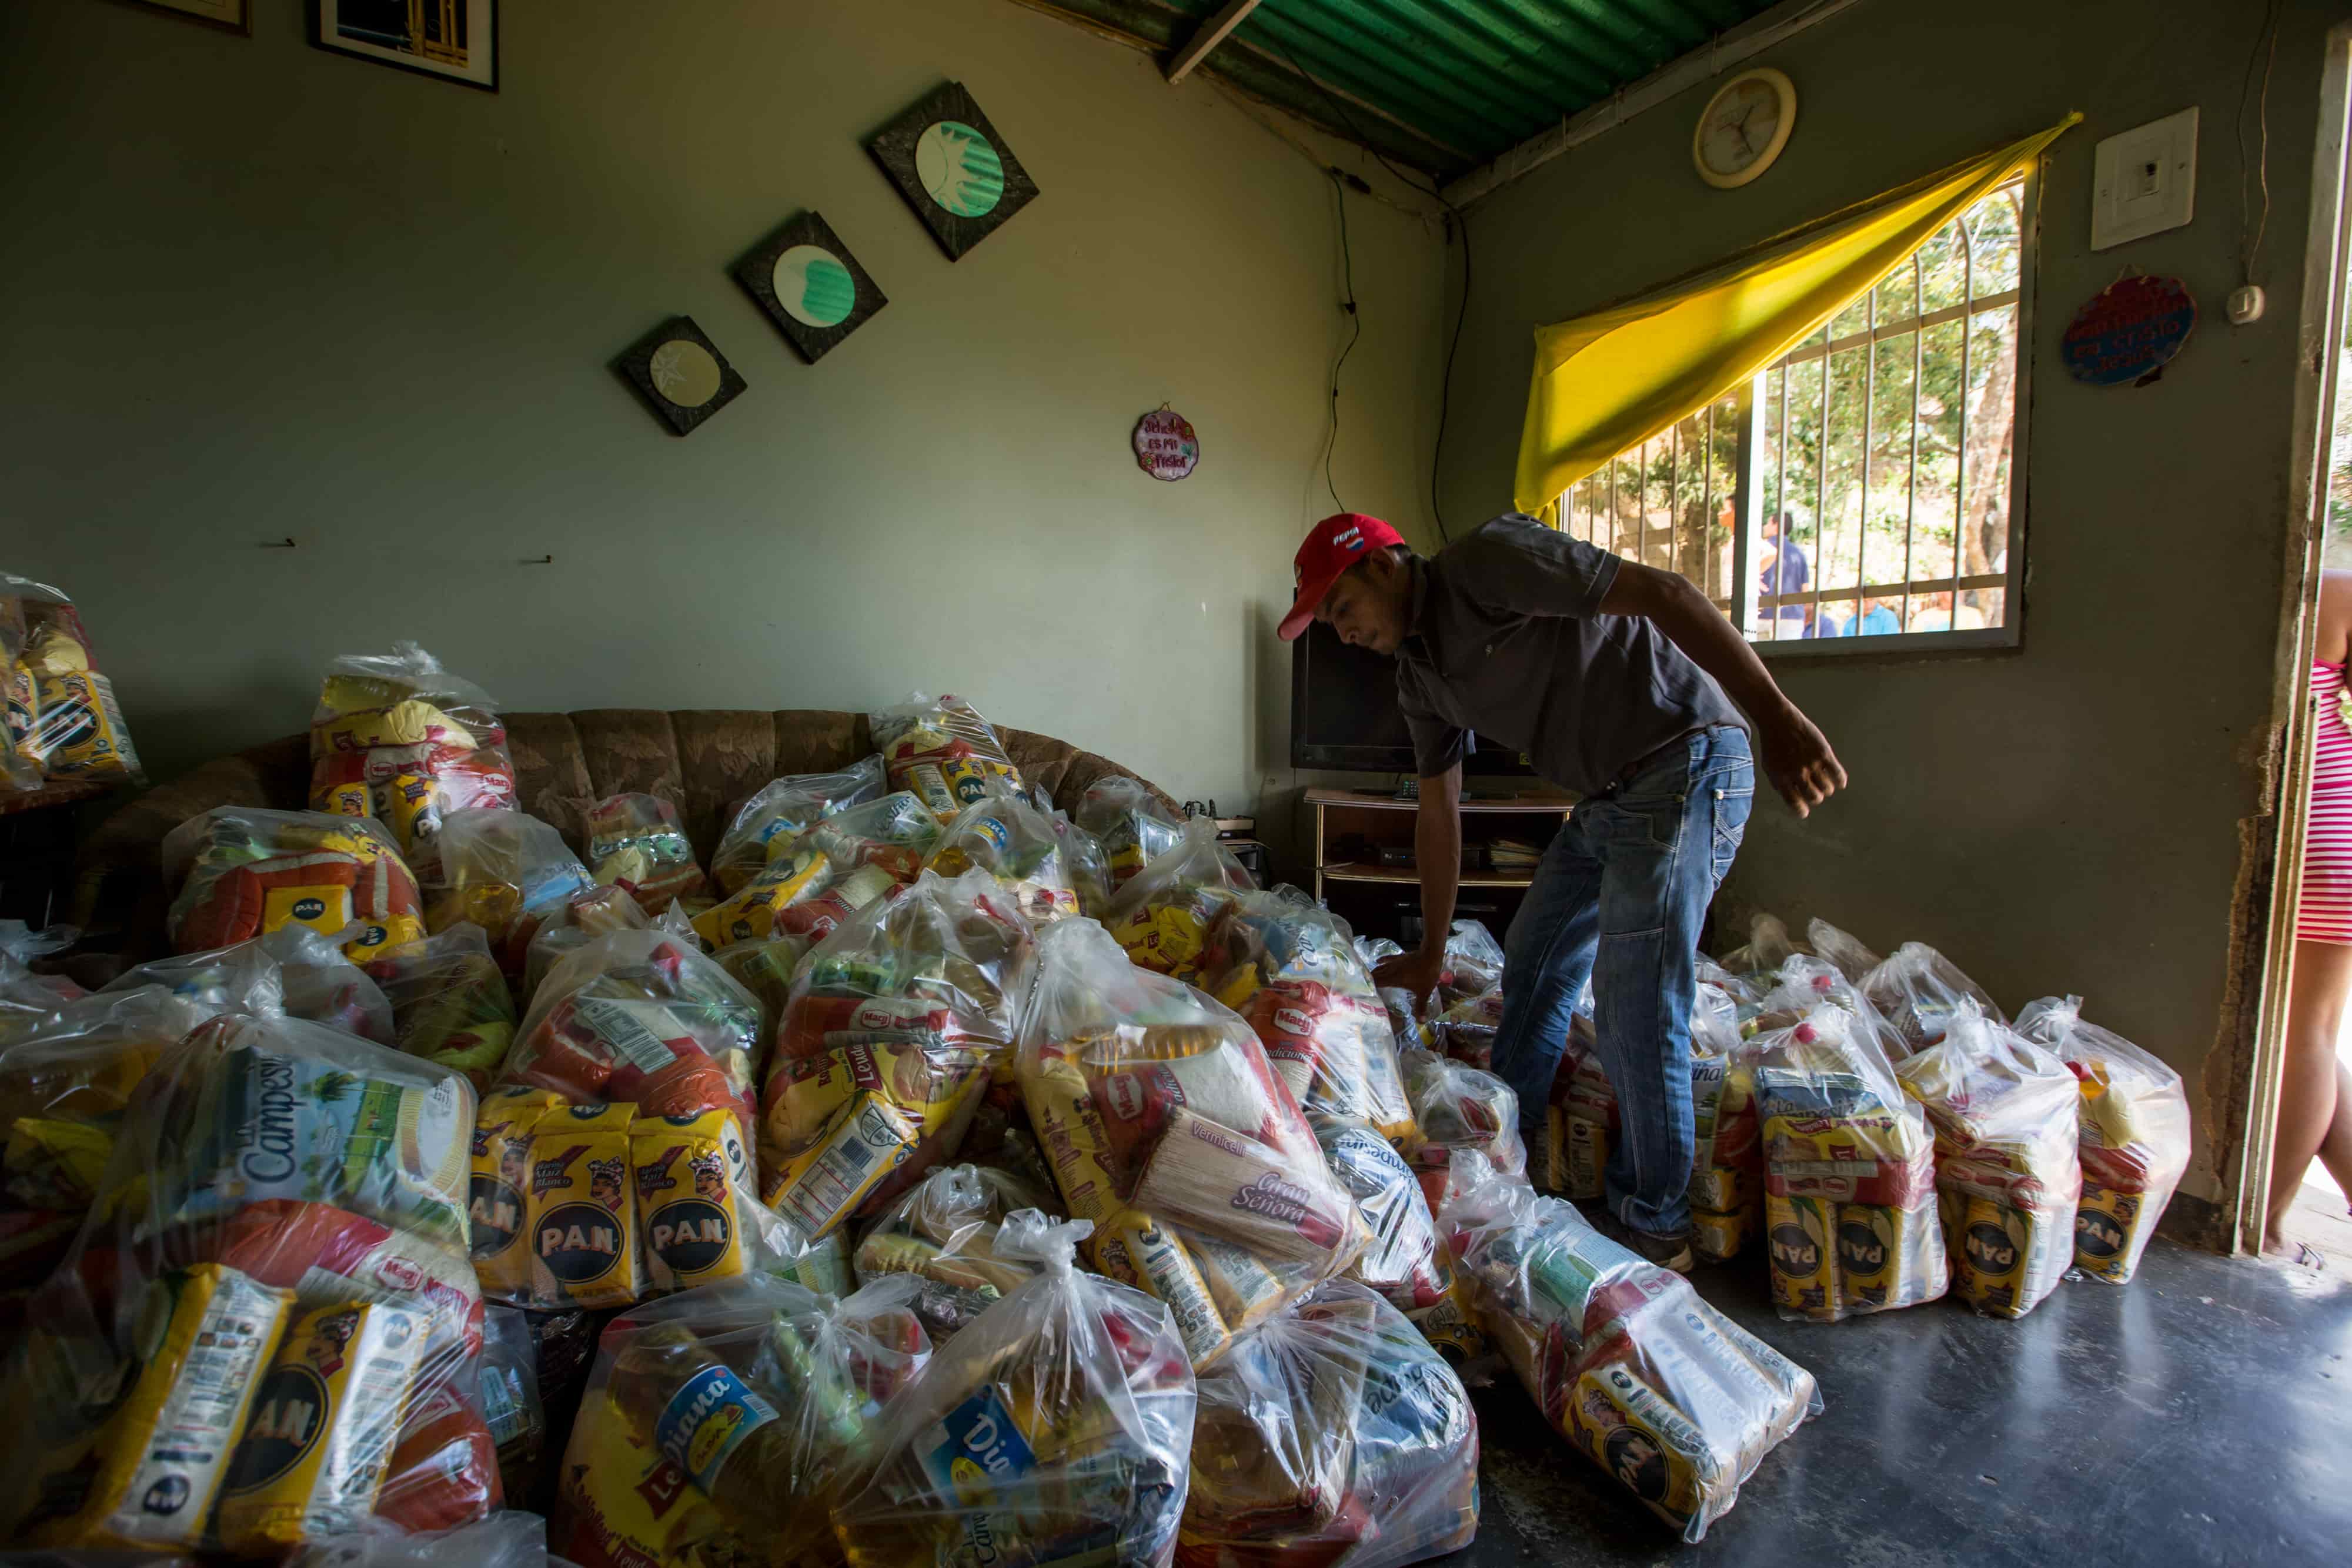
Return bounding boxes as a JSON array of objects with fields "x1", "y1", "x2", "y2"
[
  {"x1": 164, "y1": 806, "x2": 426, "y2": 962},
  {"x1": 710, "y1": 754, "x2": 888, "y2": 895},
  {"x1": 308, "y1": 643, "x2": 515, "y2": 872},
  {"x1": 868, "y1": 691, "x2": 1025, "y2": 825}
]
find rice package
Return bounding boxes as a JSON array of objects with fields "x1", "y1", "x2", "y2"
[
  {"x1": 761, "y1": 870, "x2": 1035, "y2": 1236},
  {"x1": 2014, "y1": 995, "x2": 2193, "y2": 1285},
  {"x1": 709, "y1": 755, "x2": 887, "y2": 895},
  {"x1": 505, "y1": 930, "x2": 766, "y2": 1135},
  {"x1": 308, "y1": 643, "x2": 515, "y2": 872},
  {"x1": 923, "y1": 779, "x2": 1081, "y2": 925},
  {"x1": 1861, "y1": 941, "x2": 2004, "y2": 1055},
  {"x1": 363, "y1": 924, "x2": 518, "y2": 1089},
  {"x1": 2, "y1": 1011, "x2": 497, "y2": 1551},
  {"x1": 1896, "y1": 1002, "x2": 2080, "y2": 1318},
  {"x1": 577, "y1": 793, "x2": 707, "y2": 914},
  {"x1": 424, "y1": 809, "x2": 593, "y2": 979},
  {"x1": 1076, "y1": 775, "x2": 1185, "y2": 892},
  {"x1": 1751, "y1": 1002, "x2": 1946, "y2": 1323},
  {"x1": 554, "y1": 1272, "x2": 930, "y2": 1568},
  {"x1": 833, "y1": 1212, "x2": 1195, "y2": 1568},
  {"x1": 1, "y1": 573, "x2": 145, "y2": 786},
  {"x1": 1016, "y1": 917, "x2": 1369, "y2": 1369},
  {"x1": 869, "y1": 691, "x2": 1026, "y2": 825},
  {"x1": 1105, "y1": 818, "x2": 1257, "y2": 981},
  {"x1": 852, "y1": 1161, "x2": 1060, "y2": 1342},
  {"x1": 165, "y1": 806, "x2": 426, "y2": 962},
  {"x1": 1180, "y1": 1278, "x2": 1477, "y2": 1567},
  {"x1": 1439, "y1": 1151, "x2": 1817, "y2": 1542},
  {"x1": 1399, "y1": 1047, "x2": 1525, "y2": 1214}
]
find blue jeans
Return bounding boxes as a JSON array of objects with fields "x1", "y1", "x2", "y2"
[{"x1": 1489, "y1": 725, "x2": 1754, "y2": 1236}]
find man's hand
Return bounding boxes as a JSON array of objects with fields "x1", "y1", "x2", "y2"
[
  {"x1": 1756, "y1": 703, "x2": 1846, "y2": 817},
  {"x1": 1373, "y1": 946, "x2": 1446, "y2": 1012}
]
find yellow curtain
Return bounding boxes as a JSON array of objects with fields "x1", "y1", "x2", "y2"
[{"x1": 1512, "y1": 113, "x2": 2080, "y2": 514}]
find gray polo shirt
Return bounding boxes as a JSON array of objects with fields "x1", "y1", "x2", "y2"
[{"x1": 1394, "y1": 514, "x2": 1743, "y2": 794}]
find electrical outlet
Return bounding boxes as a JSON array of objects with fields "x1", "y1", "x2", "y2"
[{"x1": 2092, "y1": 108, "x2": 2197, "y2": 251}]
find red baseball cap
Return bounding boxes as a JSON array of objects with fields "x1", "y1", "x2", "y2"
[{"x1": 1278, "y1": 511, "x2": 1406, "y2": 640}]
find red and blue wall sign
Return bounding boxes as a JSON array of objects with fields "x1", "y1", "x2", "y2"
[{"x1": 2062, "y1": 275, "x2": 2197, "y2": 387}]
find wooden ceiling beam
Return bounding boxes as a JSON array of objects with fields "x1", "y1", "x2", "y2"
[{"x1": 1165, "y1": 0, "x2": 1260, "y2": 85}]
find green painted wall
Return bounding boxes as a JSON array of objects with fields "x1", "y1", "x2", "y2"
[
  {"x1": 1439, "y1": 1, "x2": 2343, "y2": 1216},
  {"x1": 0, "y1": 0, "x2": 1445, "y2": 868}
]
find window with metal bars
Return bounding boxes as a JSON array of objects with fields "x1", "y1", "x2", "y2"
[{"x1": 1558, "y1": 177, "x2": 2032, "y2": 651}]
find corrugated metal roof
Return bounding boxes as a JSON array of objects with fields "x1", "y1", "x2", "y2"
[{"x1": 1154, "y1": 0, "x2": 1790, "y2": 172}]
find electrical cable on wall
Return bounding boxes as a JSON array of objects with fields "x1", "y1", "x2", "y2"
[
  {"x1": 2237, "y1": 0, "x2": 2282, "y2": 286},
  {"x1": 1323, "y1": 169, "x2": 1362, "y2": 511}
]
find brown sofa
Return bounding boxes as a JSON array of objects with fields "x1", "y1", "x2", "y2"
[{"x1": 78, "y1": 708, "x2": 1172, "y2": 954}]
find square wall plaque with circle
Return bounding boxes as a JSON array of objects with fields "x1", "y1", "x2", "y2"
[
  {"x1": 614, "y1": 316, "x2": 746, "y2": 436},
  {"x1": 868, "y1": 81, "x2": 1038, "y2": 261},
  {"x1": 734, "y1": 211, "x2": 888, "y2": 364}
]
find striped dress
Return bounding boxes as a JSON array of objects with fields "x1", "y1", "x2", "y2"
[{"x1": 2303, "y1": 660, "x2": 2352, "y2": 943}]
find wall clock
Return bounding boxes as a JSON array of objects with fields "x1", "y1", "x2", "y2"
[{"x1": 1692, "y1": 67, "x2": 1796, "y2": 189}]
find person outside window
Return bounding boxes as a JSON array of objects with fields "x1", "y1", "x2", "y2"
[{"x1": 1758, "y1": 511, "x2": 1810, "y2": 638}]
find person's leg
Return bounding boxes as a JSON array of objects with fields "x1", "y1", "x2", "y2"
[
  {"x1": 1586, "y1": 728, "x2": 1755, "y2": 1238},
  {"x1": 2266, "y1": 939, "x2": 2352, "y2": 1248},
  {"x1": 2320, "y1": 1057, "x2": 2352, "y2": 1206},
  {"x1": 1488, "y1": 813, "x2": 1605, "y2": 1155}
]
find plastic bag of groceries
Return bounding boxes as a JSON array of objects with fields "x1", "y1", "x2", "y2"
[
  {"x1": 808, "y1": 790, "x2": 944, "y2": 888},
  {"x1": 833, "y1": 1211, "x2": 1195, "y2": 1567},
  {"x1": 924, "y1": 778, "x2": 1081, "y2": 925},
  {"x1": 1353, "y1": 936, "x2": 1435, "y2": 1055},
  {"x1": 1, "y1": 1011, "x2": 497, "y2": 1552},
  {"x1": 761, "y1": 869, "x2": 1036, "y2": 1236},
  {"x1": 285, "y1": 1509, "x2": 559, "y2": 1567},
  {"x1": 102, "y1": 926, "x2": 396, "y2": 1044},
  {"x1": 1435, "y1": 921, "x2": 1505, "y2": 1017},
  {"x1": 1018, "y1": 918, "x2": 1371, "y2": 1368},
  {"x1": 362, "y1": 924, "x2": 517, "y2": 1089},
  {"x1": 0, "y1": 922, "x2": 84, "y2": 1046},
  {"x1": 1181, "y1": 1276, "x2": 1478, "y2": 1567},
  {"x1": 1748, "y1": 955, "x2": 1908, "y2": 1068},
  {"x1": 1862, "y1": 941, "x2": 2004, "y2": 1054},
  {"x1": 475, "y1": 1308, "x2": 546, "y2": 1513},
  {"x1": 1438, "y1": 1151, "x2": 1818, "y2": 1543},
  {"x1": 1805, "y1": 918, "x2": 1882, "y2": 986},
  {"x1": 1751, "y1": 1001, "x2": 1946, "y2": 1322},
  {"x1": 1048, "y1": 805, "x2": 1114, "y2": 920},
  {"x1": 165, "y1": 806, "x2": 426, "y2": 962},
  {"x1": 425, "y1": 809, "x2": 593, "y2": 977},
  {"x1": 2014, "y1": 995, "x2": 2193, "y2": 1285},
  {"x1": 2, "y1": 573, "x2": 146, "y2": 786},
  {"x1": 1198, "y1": 887, "x2": 1416, "y2": 1141},
  {"x1": 710, "y1": 932, "x2": 811, "y2": 1041},
  {"x1": 0, "y1": 985, "x2": 203, "y2": 1293},
  {"x1": 1432, "y1": 984, "x2": 1504, "y2": 1071},
  {"x1": 553, "y1": 1271, "x2": 930, "y2": 1568},
  {"x1": 518, "y1": 885, "x2": 657, "y2": 1004},
  {"x1": 308, "y1": 643, "x2": 515, "y2": 872},
  {"x1": 870, "y1": 691, "x2": 1027, "y2": 825},
  {"x1": 1896, "y1": 1002, "x2": 2080, "y2": 1318},
  {"x1": 1399, "y1": 1047, "x2": 1525, "y2": 1213},
  {"x1": 1540, "y1": 1016, "x2": 1617, "y2": 1202},
  {"x1": 504, "y1": 928, "x2": 765, "y2": 1132},
  {"x1": 691, "y1": 831, "x2": 838, "y2": 950},
  {"x1": 1716, "y1": 912, "x2": 1802, "y2": 985},
  {"x1": 1076, "y1": 775, "x2": 1185, "y2": 893},
  {"x1": 1686, "y1": 984, "x2": 1763, "y2": 1265},
  {"x1": 853, "y1": 1160, "x2": 1060, "y2": 1343},
  {"x1": 574, "y1": 793, "x2": 707, "y2": 914},
  {"x1": 1105, "y1": 817, "x2": 1258, "y2": 981},
  {"x1": 709, "y1": 755, "x2": 887, "y2": 895}
]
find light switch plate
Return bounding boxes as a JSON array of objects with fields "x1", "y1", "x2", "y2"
[{"x1": 2092, "y1": 107, "x2": 2197, "y2": 251}]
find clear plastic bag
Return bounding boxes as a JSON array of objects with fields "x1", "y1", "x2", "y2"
[
  {"x1": 709, "y1": 932, "x2": 812, "y2": 1042},
  {"x1": 1352, "y1": 937, "x2": 1435, "y2": 1057},
  {"x1": 1539, "y1": 1017, "x2": 1615, "y2": 1202},
  {"x1": 1, "y1": 1011, "x2": 493, "y2": 1552},
  {"x1": 1438, "y1": 1151, "x2": 1819, "y2": 1543},
  {"x1": 1687, "y1": 984, "x2": 1763, "y2": 1265},
  {"x1": 164, "y1": 806, "x2": 426, "y2": 962},
  {"x1": 1399, "y1": 1047, "x2": 1525, "y2": 1214},
  {"x1": 709, "y1": 755, "x2": 887, "y2": 896},
  {"x1": 1, "y1": 573, "x2": 145, "y2": 787},
  {"x1": 287, "y1": 1510, "x2": 556, "y2": 1567},
  {"x1": 308, "y1": 643, "x2": 515, "y2": 873},
  {"x1": 1182, "y1": 1276, "x2": 1478, "y2": 1566},
  {"x1": 1716, "y1": 912, "x2": 1803, "y2": 983},
  {"x1": 1433, "y1": 984, "x2": 1504, "y2": 1072},
  {"x1": 477, "y1": 1306, "x2": 546, "y2": 1514},
  {"x1": 0, "y1": 928, "x2": 83, "y2": 1047},
  {"x1": 1435, "y1": 921, "x2": 1505, "y2": 1015},
  {"x1": 1896, "y1": 1002, "x2": 2080, "y2": 1318},
  {"x1": 362, "y1": 924, "x2": 518, "y2": 1089},
  {"x1": 807, "y1": 790, "x2": 944, "y2": 890},
  {"x1": 1048, "y1": 807, "x2": 1113, "y2": 921},
  {"x1": 1018, "y1": 918, "x2": 1371, "y2": 1368},
  {"x1": 1075, "y1": 775, "x2": 1185, "y2": 893},
  {"x1": 1749, "y1": 955, "x2": 1908, "y2": 1066},
  {"x1": 1862, "y1": 941, "x2": 2005, "y2": 1054},
  {"x1": 1751, "y1": 1002, "x2": 1946, "y2": 1322},
  {"x1": 924, "y1": 779, "x2": 1081, "y2": 925},
  {"x1": 423, "y1": 810, "x2": 593, "y2": 982},
  {"x1": 1805, "y1": 918, "x2": 1882, "y2": 986},
  {"x1": 574, "y1": 793, "x2": 707, "y2": 914},
  {"x1": 1104, "y1": 818, "x2": 1258, "y2": 981},
  {"x1": 853, "y1": 1161, "x2": 1061, "y2": 1343},
  {"x1": 762, "y1": 869, "x2": 1036, "y2": 1235},
  {"x1": 553, "y1": 1272, "x2": 931, "y2": 1568},
  {"x1": 869, "y1": 691, "x2": 1027, "y2": 825},
  {"x1": 505, "y1": 930, "x2": 766, "y2": 1133},
  {"x1": 690, "y1": 835, "x2": 837, "y2": 950},
  {"x1": 833, "y1": 1211, "x2": 1195, "y2": 1568},
  {"x1": 519, "y1": 886, "x2": 653, "y2": 1006},
  {"x1": 2013, "y1": 995, "x2": 2193, "y2": 1285}
]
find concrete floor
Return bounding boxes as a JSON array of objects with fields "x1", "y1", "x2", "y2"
[{"x1": 1435, "y1": 1239, "x2": 2352, "y2": 1567}]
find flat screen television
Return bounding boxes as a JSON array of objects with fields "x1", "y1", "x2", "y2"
[{"x1": 1289, "y1": 620, "x2": 1536, "y2": 779}]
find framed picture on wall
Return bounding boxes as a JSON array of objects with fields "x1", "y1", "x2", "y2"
[
  {"x1": 734, "y1": 211, "x2": 888, "y2": 365},
  {"x1": 117, "y1": 0, "x2": 251, "y2": 33},
  {"x1": 309, "y1": 0, "x2": 498, "y2": 91},
  {"x1": 868, "y1": 81, "x2": 1039, "y2": 261}
]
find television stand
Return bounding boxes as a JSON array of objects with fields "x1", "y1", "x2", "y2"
[{"x1": 1305, "y1": 787, "x2": 1576, "y2": 942}]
